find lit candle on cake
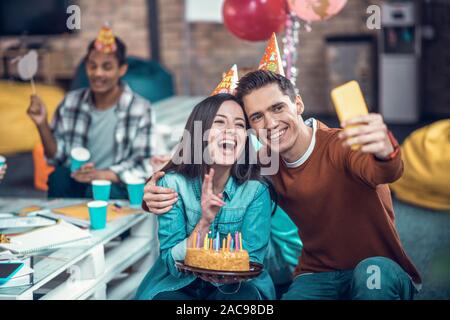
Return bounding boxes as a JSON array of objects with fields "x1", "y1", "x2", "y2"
[
  {"x1": 235, "y1": 232, "x2": 239, "y2": 252},
  {"x1": 203, "y1": 233, "x2": 208, "y2": 250},
  {"x1": 215, "y1": 232, "x2": 220, "y2": 251},
  {"x1": 227, "y1": 233, "x2": 231, "y2": 252},
  {"x1": 222, "y1": 238, "x2": 226, "y2": 252},
  {"x1": 239, "y1": 232, "x2": 243, "y2": 251},
  {"x1": 208, "y1": 231, "x2": 212, "y2": 250}
]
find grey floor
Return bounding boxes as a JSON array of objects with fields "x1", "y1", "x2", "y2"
[
  {"x1": 0, "y1": 117, "x2": 449, "y2": 299},
  {"x1": 394, "y1": 200, "x2": 450, "y2": 299}
]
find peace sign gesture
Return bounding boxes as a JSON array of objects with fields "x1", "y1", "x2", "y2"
[{"x1": 200, "y1": 168, "x2": 225, "y2": 225}]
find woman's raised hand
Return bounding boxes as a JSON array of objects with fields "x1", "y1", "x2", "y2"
[{"x1": 200, "y1": 168, "x2": 225, "y2": 225}]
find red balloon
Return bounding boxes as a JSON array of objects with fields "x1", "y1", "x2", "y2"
[{"x1": 223, "y1": 0, "x2": 287, "y2": 42}]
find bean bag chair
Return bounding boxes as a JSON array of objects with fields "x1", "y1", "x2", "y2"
[
  {"x1": 0, "y1": 80, "x2": 64, "y2": 155},
  {"x1": 70, "y1": 56, "x2": 174, "y2": 103},
  {"x1": 33, "y1": 142, "x2": 54, "y2": 191},
  {"x1": 391, "y1": 119, "x2": 450, "y2": 210}
]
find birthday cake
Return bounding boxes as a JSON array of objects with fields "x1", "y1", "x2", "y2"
[
  {"x1": 184, "y1": 232, "x2": 250, "y2": 272},
  {"x1": 185, "y1": 248, "x2": 249, "y2": 271}
]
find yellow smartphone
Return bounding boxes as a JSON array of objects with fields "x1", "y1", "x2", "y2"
[{"x1": 331, "y1": 80, "x2": 369, "y2": 150}]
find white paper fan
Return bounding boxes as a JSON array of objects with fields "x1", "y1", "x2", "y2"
[
  {"x1": 17, "y1": 50, "x2": 38, "y2": 94},
  {"x1": 17, "y1": 50, "x2": 38, "y2": 80}
]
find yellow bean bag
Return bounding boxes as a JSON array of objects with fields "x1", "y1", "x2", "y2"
[
  {"x1": 391, "y1": 119, "x2": 450, "y2": 210},
  {"x1": 0, "y1": 80, "x2": 64, "y2": 155}
]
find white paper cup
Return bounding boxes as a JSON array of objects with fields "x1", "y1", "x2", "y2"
[
  {"x1": 124, "y1": 177, "x2": 146, "y2": 185},
  {"x1": 92, "y1": 180, "x2": 112, "y2": 201},
  {"x1": 92, "y1": 180, "x2": 112, "y2": 186},
  {"x1": 70, "y1": 147, "x2": 91, "y2": 172},
  {"x1": 87, "y1": 200, "x2": 108, "y2": 230},
  {"x1": 125, "y1": 177, "x2": 146, "y2": 208}
]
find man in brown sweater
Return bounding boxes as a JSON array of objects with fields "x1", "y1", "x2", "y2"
[{"x1": 143, "y1": 70, "x2": 421, "y2": 300}]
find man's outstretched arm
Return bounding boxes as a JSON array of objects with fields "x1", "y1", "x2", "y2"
[
  {"x1": 142, "y1": 171, "x2": 179, "y2": 214},
  {"x1": 338, "y1": 113, "x2": 403, "y2": 187}
]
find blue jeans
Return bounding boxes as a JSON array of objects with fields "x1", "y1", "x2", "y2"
[
  {"x1": 48, "y1": 166, "x2": 128, "y2": 199},
  {"x1": 153, "y1": 278, "x2": 262, "y2": 300},
  {"x1": 281, "y1": 257, "x2": 416, "y2": 300}
]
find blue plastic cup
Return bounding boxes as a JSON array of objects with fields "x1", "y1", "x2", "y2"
[
  {"x1": 0, "y1": 155, "x2": 5, "y2": 168},
  {"x1": 126, "y1": 179, "x2": 145, "y2": 208},
  {"x1": 92, "y1": 180, "x2": 112, "y2": 201},
  {"x1": 87, "y1": 200, "x2": 108, "y2": 230},
  {"x1": 70, "y1": 147, "x2": 90, "y2": 173}
]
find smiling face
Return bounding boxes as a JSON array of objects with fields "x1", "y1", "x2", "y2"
[
  {"x1": 207, "y1": 100, "x2": 247, "y2": 166},
  {"x1": 86, "y1": 50, "x2": 127, "y2": 94},
  {"x1": 243, "y1": 83, "x2": 304, "y2": 155}
]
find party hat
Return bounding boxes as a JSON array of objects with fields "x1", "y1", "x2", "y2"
[
  {"x1": 94, "y1": 22, "x2": 117, "y2": 54},
  {"x1": 211, "y1": 64, "x2": 239, "y2": 96},
  {"x1": 258, "y1": 33, "x2": 285, "y2": 76}
]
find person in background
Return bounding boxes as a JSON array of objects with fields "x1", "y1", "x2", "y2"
[
  {"x1": 26, "y1": 25, "x2": 153, "y2": 198},
  {"x1": 150, "y1": 154, "x2": 172, "y2": 173}
]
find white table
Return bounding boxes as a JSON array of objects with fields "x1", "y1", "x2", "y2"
[
  {"x1": 0, "y1": 96, "x2": 203, "y2": 300},
  {"x1": 0, "y1": 198, "x2": 158, "y2": 300}
]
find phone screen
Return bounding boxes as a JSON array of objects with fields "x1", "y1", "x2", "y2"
[{"x1": 0, "y1": 263, "x2": 23, "y2": 279}]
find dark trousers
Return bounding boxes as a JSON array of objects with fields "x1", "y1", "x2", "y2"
[
  {"x1": 47, "y1": 166, "x2": 128, "y2": 199},
  {"x1": 281, "y1": 256, "x2": 416, "y2": 300},
  {"x1": 153, "y1": 278, "x2": 262, "y2": 300}
]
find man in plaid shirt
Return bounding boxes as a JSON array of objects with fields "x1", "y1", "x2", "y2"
[{"x1": 27, "y1": 33, "x2": 153, "y2": 199}]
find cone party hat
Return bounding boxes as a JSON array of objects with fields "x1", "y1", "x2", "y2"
[
  {"x1": 211, "y1": 64, "x2": 239, "y2": 96},
  {"x1": 94, "y1": 23, "x2": 117, "y2": 54},
  {"x1": 258, "y1": 33, "x2": 285, "y2": 76}
]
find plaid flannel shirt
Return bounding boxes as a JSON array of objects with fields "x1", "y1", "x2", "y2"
[{"x1": 48, "y1": 83, "x2": 154, "y2": 182}]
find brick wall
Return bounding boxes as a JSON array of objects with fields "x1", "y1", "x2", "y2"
[
  {"x1": 158, "y1": 0, "x2": 382, "y2": 114},
  {"x1": 3, "y1": 0, "x2": 447, "y2": 116},
  {"x1": 0, "y1": 0, "x2": 150, "y2": 80},
  {"x1": 0, "y1": 0, "x2": 383, "y2": 114},
  {"x1": 421, "y1": 0, "x2": 450, "y2": 117}
]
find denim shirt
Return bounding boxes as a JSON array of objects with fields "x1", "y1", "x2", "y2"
[{"x1": 136, "y1": 172, "x2": 276, "y2": 300}]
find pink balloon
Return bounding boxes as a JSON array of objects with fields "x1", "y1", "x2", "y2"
[{"x1": 288, "y1": 0, "x2": 348, "y2": 22}]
